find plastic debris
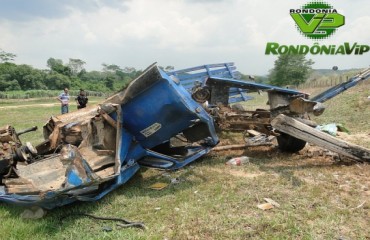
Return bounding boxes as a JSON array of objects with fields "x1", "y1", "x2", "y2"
[
  {"x1": 257, "y1": 198, "x2": 280, "y2": 210},
  {"x1": 149, "y1": 182, "x2": 168, "y2": 190},
  {"x1": 257, "y1": 203, "x2": 274, "y2": 210},
  {"x1": 170, "y1": 178, "x2": 181, "y2": 184},
  {"x1": 102, "y1": 226, "x2": 113, "y2": 232},
  {"x1": 226, "y1": 156, "x2": 250, "y2": 166},
  {"x1": 316, "y1": 123, "x2": 338, "y2": 136},
  {"x1": 263, "y1": 198, "x2": 280, "y2": 208},
  {"x1": 20, "y1": 206, "x2": 46, "y2": 219},
  {"x1": 316, "y1": 123, "x2": 349, "y2": 136}
]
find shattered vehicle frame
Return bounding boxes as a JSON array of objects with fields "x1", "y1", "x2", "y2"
[
  {"x1": 0, "y1": 64, "x2": 218, "y2": 209},
  {"x1": 167, "y1": 63, "x2": 370, "y2": 158},
  {"x1": 0, "y1": 62, "x2": 369, "y2": 209}
]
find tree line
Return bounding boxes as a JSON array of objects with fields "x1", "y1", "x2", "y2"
[
  {"x1": 0, "y1": 49, "x2": 142, "y2": 93},
  {"x1": 0, "y1": 48, "x2": 315, "y2": 93}
]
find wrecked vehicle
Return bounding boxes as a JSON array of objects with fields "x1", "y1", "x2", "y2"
[
  {"x1": 167, "y1": 63, "x2": 370, "y2": 159},
  {"x1": 0, "y1": 63, "x2": 218, "y2": 208},
  {"x1": 0, "y1": 62, "x2": 369, "y2": 209}
]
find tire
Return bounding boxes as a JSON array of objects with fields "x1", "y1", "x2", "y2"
[{"x1": 277, "y1": 133, "x2": 306, "y2": 152}]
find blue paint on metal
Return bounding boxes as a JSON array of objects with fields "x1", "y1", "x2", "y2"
[
  {"x1": 207, "y1": 77, "x2": 304, "y2": 95},
  {"x1": 311, "y1": 68, "x2": 370, "y2": 103},
  {"x1": 66, "y1": 169, "x2": 83, "y2": 186},
  {"x1": 167, "y1": 63, "x2": 305, "y2": 104},
  {"x1": 167, "y1": 63, "x2": 248, "y2": 104},
  {"x1": 121, "y1": 67, "x2": 218, "y2": 149}
]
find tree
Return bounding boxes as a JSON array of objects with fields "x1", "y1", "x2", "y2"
[
  {"x1": 44, "y1": 73, "x2": 71, "y2": 90},
  {"x1": 47, "y1": 58, "x2": 72, "y2": 76},
  {"x1": 0, "y1": 49, "x2": 16, "y2": 63},
  {"x1": 68, "y1": 58, "x2": 86, "y2": 75},
  {"x1": 122, "y1": 66, "x2": 136, "y2": 73},
  {"x1": 105, "y1": 75, "x2": 115, "y2": 90},
  {"x1": 102, "y1": 63, "x2": 122, "y2": 73},
  {"x1": 268, "y1": 55, "x2": 314, "y2": 87},
  {"x1": 47, "y1": 58, "x2": 63, "y2": 70}
]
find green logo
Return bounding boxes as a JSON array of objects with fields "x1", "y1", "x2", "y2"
[{"x1": 290, "y1": 1, "x2": 345, "y2": 40}]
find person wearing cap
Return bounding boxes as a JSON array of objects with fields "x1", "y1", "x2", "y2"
[
  {"x1": 57, "y1": 88, "x2": 70, "y2": 114},
  {"x1": 75, "y1": 89, "x2": 88, "y2": 109}
]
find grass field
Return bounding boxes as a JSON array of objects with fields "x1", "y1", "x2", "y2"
[{"x1": 0, "y1": 85, "x2": 369, "y2": 239}]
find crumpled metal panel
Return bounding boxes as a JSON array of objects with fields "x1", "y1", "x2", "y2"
[{"x1": 0, "y1": 64, "x2": 219, "y2": 209}]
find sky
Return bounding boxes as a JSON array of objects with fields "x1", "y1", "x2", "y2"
[{"x1": 0, "y1": 0, "x2": 369, "y2": 75}]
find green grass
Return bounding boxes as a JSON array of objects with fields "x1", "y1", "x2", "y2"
[
  {"x1": 0, "y1": 86, "x2": 369, "y2": 239},
  {"x1": 0, "y1": 97, "x2": 104, "y2": 144},
  {"x1": 311, "y1": 86, "x2": 370, "y2": 131}
]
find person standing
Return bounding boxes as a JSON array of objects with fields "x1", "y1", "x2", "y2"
[
  {"x1": 75, "y1": 89, "x2": 88, "y2": 109},
  {"x1": 57, "y1": 88, "x2": 70, "y2": 114}
]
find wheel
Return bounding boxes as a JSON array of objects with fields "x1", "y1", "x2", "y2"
[
  {"x1": 277, "y1": 133, "x2": 306, "y2": 152},
  {"x1": 192, "y1": 87, "x2": 210, "y2": 103}
]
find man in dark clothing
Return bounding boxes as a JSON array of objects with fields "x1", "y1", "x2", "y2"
[{"x1": 75, "y1": 89, "x2": 88, "y2": 109}]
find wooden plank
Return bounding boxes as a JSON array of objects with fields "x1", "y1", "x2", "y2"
[
  {"x1": 96, "y1": 150, "x2": 115, "y2": 156},
  {"x1": 212, "y1": 143, "x2": 272, "y2": 151},
  {"x1": 99, "y1": 110, "x2": 117, "y2": 129},
  {"x1": 49, "y1": 126, "x2": 61, "y2": 149},
  {"x1": 7, "y1": 186, "x2": 40, "y2": 195},
  {"x1": 246, "y1": 129, "x2": 262, "y2": 136},
  {"x1": 95, "y1": 166, "x2": 115, "y2": 178},
  {"x1": 5, "y1": 178, "x2": 40, "y2": 195},
  {"x1": 271, "y1": 114, "x2": 370, "y2": 161}
]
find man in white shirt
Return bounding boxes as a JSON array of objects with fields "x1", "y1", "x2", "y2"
[{"x1": 57, "y1": 88, "x2": 70, "y2": 114}]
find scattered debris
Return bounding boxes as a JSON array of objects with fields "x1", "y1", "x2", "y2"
[
  {"x1": 170, "y1": 178, "x2": 181, "y2": 184},
  {"x1": 246, "y1": 129, "x2": 262, "y2": 137},
  {"x1": 315, "y1": 123, "x2": 349, "y2": 136},
  {"x1": 263, "y1": 198, "x2": 280, "y2": 208},
  {"x1": 226, "y1": 156, "x2": 250, "y2": 166},
  {"x1": 244, "y1": 130, "x2": 275, "y2": 146},
  {"x1": 257, "y1": 198, "x2": 280, "y2": 210},
  {"x1": 161, "y1": 172, "x2": 171, "y2": 178},
  {"x1": 257, "y1": 203, "x2": 274, "y2": 211},
  {"x1": 213, "y1": 143, "x2": 270, "y2": 151},
  {"x1": 149, "y1": 182, "x2": 168, "y2": 190},
  {"x1": 20, "y1": 206, "x2": 46, "y2": 219},
  {"x1": 60, "y1": 212, "x2": 146, "y2": 230},
  {"x1": 102, "y1": 226, "x2": 113, "y2": 232}
]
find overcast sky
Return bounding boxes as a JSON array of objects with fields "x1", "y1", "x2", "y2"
[{"x1": 0, "y1": 0, "x2": 369, "y2": 75}]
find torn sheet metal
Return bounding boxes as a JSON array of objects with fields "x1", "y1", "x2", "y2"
[{"x1": 0, "y1": 64, "x2": 219, "y2": 209}]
